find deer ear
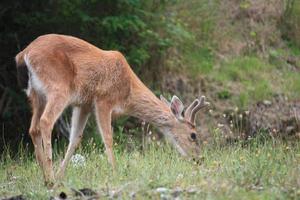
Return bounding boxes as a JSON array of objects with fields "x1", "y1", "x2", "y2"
[
  {"x1": 160, "y1": 95, "x2": 170, "y2": 106},
  {"x1": 170, "y1": 95, "x2": 184, "y2": 119}
]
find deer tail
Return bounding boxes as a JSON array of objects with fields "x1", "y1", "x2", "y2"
[{"x1": 15, "y1": 50, "x2": 29, "y2": 90}]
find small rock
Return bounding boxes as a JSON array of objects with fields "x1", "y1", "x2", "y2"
[
  {"x1": 186, "y1": 187, "x2": 198, "y2": 194},
  {"x1": 73, "y1": 188, "x2": 97, "y2": 197},
  {"x1": 156, "y1": 187, "x2": 169, "y2": 193},
  {"x1": 287, "y1": 56, "x2": 297, "y2": 65},
  {"x1": 110, "y1": 189, "x2": 122, "y2": 198},
  {"x1": 160, "y1": 193, "x2": 170, "y2": 200},
  {"x1": 286, "y1": 126, "x2": 295, "y2": 134},
  {"x1": 129, "y1": 191, "x2": 136, "y2": 199},
  {"x1": 263, "y1": 100, "x2": 272, "y2": 106},
  {"x1": 2, "y1": 195, "x2": 26, "y2": 200},
  {"x1": 171, "y1": 187, "x2": 183, "y2": 197}
]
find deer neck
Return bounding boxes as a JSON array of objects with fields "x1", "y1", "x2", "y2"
[
  {"x1": 127, "y1": 81, "x2": 174, "y2": 128},
  {"x1": 125, "y1": 75, "x2": 188, "y2": 155}
]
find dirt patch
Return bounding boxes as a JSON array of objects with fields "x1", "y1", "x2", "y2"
[
  {"x1": 248, "y1": 95, "x2": 300, "y2": 138},
  {"x1": 217, "y1": 0, "x2": 285, "y2": 56},
  {"x1": 161, "y1": 73, "x2": 300, "y2": 140},
  {"x1": 220, "y1": 95, "x2": 300, "y2": 140}
]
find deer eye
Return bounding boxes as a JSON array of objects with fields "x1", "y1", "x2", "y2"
[{"x1": 190, "y1": 133, "x2": 197, "y2": 140}]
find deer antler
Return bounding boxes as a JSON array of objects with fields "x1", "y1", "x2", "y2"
[
  {"x1": 184, "y1": 99, "x2": 199, "y2": 120},
  {"x1": 186, "y1": 96, "x2": 210, "y2": 124}
]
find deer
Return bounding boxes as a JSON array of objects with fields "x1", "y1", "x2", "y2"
[{"x1": 15, "y1": 34, "x2": 209, "y2": 187}]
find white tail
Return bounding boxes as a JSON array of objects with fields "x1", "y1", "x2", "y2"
[{"x1": 15, "y1": 34, "x2": 209, "y2": 187}]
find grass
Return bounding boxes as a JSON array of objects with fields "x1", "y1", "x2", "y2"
[
  {"x1": 182, "y1": 42, "x2": 300, "y2": 107},
  {"x1": 0, "y1": 138, "x2": 299, "y2": 199},
  {"x1": 171, "y1": 0, "x2": 300, "y2": 109}
]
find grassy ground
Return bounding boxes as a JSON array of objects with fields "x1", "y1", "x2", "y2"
[
  {"x1": 1, "y1": 138, "x2": 299, "y2": 199},
  {"x1": 171, "y1": 0, "x2": 300, "y2": 107}
]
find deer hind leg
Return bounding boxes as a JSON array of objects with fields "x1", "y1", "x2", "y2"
[
  {"x1": 28, "y1": 90, "x2": 46, "y2": 171},
  {"x1": 39, "y1": 94, "x2": 69, "y2": 187},
  {"x1": 56, "y1": 105, "x2": 90, "y2": 180},
  {"x1": 94, "y1": 101, "x2": 116, "y2": 169}
]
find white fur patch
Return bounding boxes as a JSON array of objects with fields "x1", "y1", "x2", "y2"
[
  {"x1": 69, "y1": 107, "x2": 81, "y2": 142},
  {"x1": 23, "y1": 81, "x2": 31, "y2": 96},
  {"x1": 24, "y1": 54, "x2": 46, "y2": 96},
  {"x1": 69, "y1": 106, "x2": 89, "y2": 143}
]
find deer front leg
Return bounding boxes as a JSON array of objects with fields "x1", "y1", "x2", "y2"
[
  {"x1": 39, "y1": 94, "x2": 68, "y2": 187},
  {"x1": 94, "y1": 102, "x2": 116, "y2": 169},
  {"x1": 56, "y1": 105, "x2": 90, "y2": 180}
]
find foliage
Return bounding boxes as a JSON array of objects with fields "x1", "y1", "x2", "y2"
[
  {"x1": 209, "y1": 56, "x2": 275, "y2": 107},
  {"x1": 0, "y1": 0, "x2": 184, "y2": 150},
  {"x1": 282, "y1": 0, "x2": 300, "y2": 47},
  {"x1": 1, "y1": 0, "x2": 173, "y2": 68}
]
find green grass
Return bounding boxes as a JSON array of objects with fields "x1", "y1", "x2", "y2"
[
  {"x1": 172, "y1": 0, "x2": 300, "y2": 109},
  {"x1": 184, "y1": 46, "x2": 215, "y2": 75},
  {"x1": 182, "y1": 46, "x2": 300, "y2": 107},
  {"x1": 213, "y1": 56, "x2": 276, "y2": 107},
  {"x1": 1, "y1": 139, "x2": 299, "y2": 199}
]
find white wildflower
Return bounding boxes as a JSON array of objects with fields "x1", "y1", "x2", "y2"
[
  {"x1": 177, "y1": 173, "x2": 184, "y2": 179},
  {"x1": 217, "y1": 123, "x2": 224, "y2": 128},
  {"x1": 71, "y1": 154, "x2": 86, "y2": 167}
]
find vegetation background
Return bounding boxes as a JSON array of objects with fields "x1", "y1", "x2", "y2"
[
  {"x1": 1, "y1": 0, "x2": 300, "y2": 149},
  {"x1": 0, "y1": 0, "x2": 300, "y2": 199}
]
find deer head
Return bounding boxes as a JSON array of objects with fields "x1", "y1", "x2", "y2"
[{"x1": 160, "y1": 95, "x2": 210, "y2": 158}]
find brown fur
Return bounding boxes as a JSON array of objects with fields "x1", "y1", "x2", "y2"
[{"x1": 15, "y1": 34, "x2": 208, "y2": 187}]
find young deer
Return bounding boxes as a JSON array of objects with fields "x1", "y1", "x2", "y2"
[{"x1": 15, "y1": 34, "x2": 209, "y2": 187}]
